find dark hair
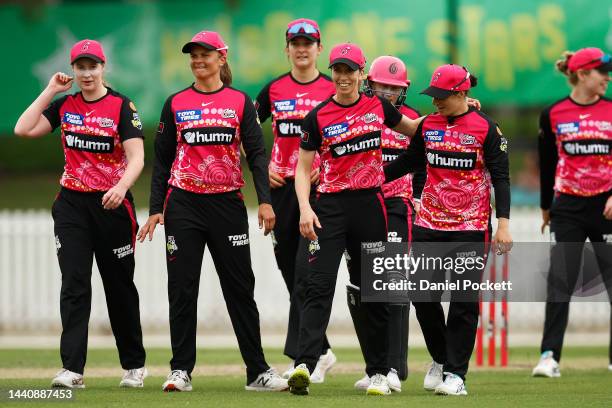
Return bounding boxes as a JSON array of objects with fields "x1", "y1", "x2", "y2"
[
  {"x1": 556, "y1": 51, "x2": 579, "y2": 85},
  {"x1": 220, "y1": 62, "x2": 232, "y2": 86},
  {"x1": 469, "y1": 74, "x2": 478, "y2": 88}
]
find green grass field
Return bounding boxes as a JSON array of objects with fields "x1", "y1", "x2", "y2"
[{"x1": 0, "y1": 346, "x2": 610, "y2": 407}]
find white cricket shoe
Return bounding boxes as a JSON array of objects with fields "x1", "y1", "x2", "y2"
[
  {"x1": 387, "y1": 368, "x2": 401, "y2": 392},
  {"x1": 245, "y1": 368, "x2": 289, "y2": 391},
  {"x1": 51, "y1": 369, "x2": 85, "y2": 389},
  {"x1": 608, "y1": 364, "x2": 612, "y2": 371},
  {"x1": 162, "y1": 370, "x2": 192, "y2": 392},
  {"x1": 354, "y1": 374, "x2": 370, "y2": 390},
  {"x1": 120, "y1": 367, "x2": 148, "y2": 388},
  {"x1": 424, "y1": 361, "x2": 444, "y2": 390},
  {"x1": 532, "y1": 351, "x2": 561, "y2": 378},
  {"x1": 310, "y1": 349, "x2": 337, "y2": 383},
  {"x1": 435, "y1": 372, "x2": 467, "y2": 396},
  {"x1": 366, "y1": 373, "x2": 391, "y2": 396},
  {"x1": 281, "y1": 361, "x2": 295, "y2": 379},
  {"x1": 288, "y1": 363, "x2": 310, "y2": 395}
]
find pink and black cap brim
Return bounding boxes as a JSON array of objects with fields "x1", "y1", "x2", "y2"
[
  {"x1": 182, "y1": 42, "x2": 218, "y2": 53},
  {"x1": 597, "y1": 61, "x2": 612, "y2": 72},
  {"x1": 329, "y1": 58, "x2": 361, "y2": 71},
  {"x1": 420, "y1": 86, "x2": 454, "y2": 99},
  {"x1": 71, "y1": 53, "x2": 104, "y2": 64}
]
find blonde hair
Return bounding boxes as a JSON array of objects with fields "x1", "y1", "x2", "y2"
[{"x1": 556, "y1": 51, "x2": 579, "y2": 85}]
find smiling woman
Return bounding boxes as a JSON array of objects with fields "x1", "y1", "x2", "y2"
[
  {"x1": 287, "y1": 42, "x2": 423, "y2": 397},
  {"x1": 534, "y1": 47, "x2": 612, "y2": 379},
  {"x1": 254, "y1": 18, "x2": 337, "y2": 381},
  {"x1": 137, "y1": 29, "x2": 287, "y2": 393},
  {"x1": 13, "y1": 38, "x2": 147, "y2": 389}
]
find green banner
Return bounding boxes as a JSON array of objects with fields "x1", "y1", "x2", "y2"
[{"x1": 1, "y1": 0, "x2": 610, "y2": 134}]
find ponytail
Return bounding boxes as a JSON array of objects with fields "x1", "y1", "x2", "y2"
[
  {"x1": 469, "y1": 74, "x2": 478, "y2": 88},
  {"x1": 556, "y1": 51, "x2": 579, "y2": 85},
  {"x1": 220, "y1": 62, "x2": 232, "y2": 86}
]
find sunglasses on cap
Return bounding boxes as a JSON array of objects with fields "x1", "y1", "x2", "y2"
[
  {"x1": 287, "y1": 21, "x2": 319, "y2": 35},
  {"x1": 576, "y1": 54, "x2": 612, "y2": 70},
  {"x1": 450, "y1": 67, "x2": 471, "y2": 90}
]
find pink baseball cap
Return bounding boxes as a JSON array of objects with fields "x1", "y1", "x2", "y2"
[
  {"x1": 568, "y1": 47, "x2": 612, "y2": 72},
  {"x1": 182, "y1": 31, "x2": 228, "y2": 55},
  {"x1": 421, "y1": 64, "x2": 474, "y2": 99},
  {"x1": 286, "y1": 18, "x2": 321, "y2": 42},
  {"x1": 70, "y1": 39, "x2": 106, "y2": 64},
  {"x1": 328, "y1": 43, "x2": 366, "y2": 71}
]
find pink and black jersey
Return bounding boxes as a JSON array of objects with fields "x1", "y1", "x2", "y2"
[
  {"x1": 385, "y1": 107, "x2": 510, "y2": 231},
  {"x1": 300, "y1": 93, "x2": 402, "y2": 193},
  {"x1": 42, "y1": 88, "x2": 144, "y2": 192},
  {"x1": 381, "y1": 104, "x2": 421, "y2": 200},
  {"x1": 256, "y1": 72, "x2": 334, "y2": 178},
  {"x1": 149, "y1": 84, "x2": 270, "y2": 215},
  {"x1": 538, "y1": 96, "x2": 612, "y2": 209}
]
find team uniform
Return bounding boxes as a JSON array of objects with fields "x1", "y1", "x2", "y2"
[
  {"x1": 295, "y1": 92, "x2": 404, "y2": 380},
  {"x1": 255, "y1": 72, "x2": 335, "y2": 360},
  {"x1": 43, "y1": 88, "x2": 146, "y2": 375},
  {"x1": 385, "y1": 106, "x2": 510, "y2": 384},
  {"x1": 149, "y1": 84, "x2": 273, "y2": 384},
  {"x1": 348, "y1": 103, "x2": 422, "y2": 384},
  {"x1": 538, "y1": 96, "x2": 612, "y2": 365}
]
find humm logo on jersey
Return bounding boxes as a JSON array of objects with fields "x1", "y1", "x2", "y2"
[
  {"x1": 276, "y1": 119, "x2": 302, "y2": 137},
  {"x1": 180, "y1": 127, "x2": 236, "y2": 145},
  {"x1": 323, "y1": 122, "x2": 349, "y2": 138},
  {"x1": 426, "y1": 149, "x2": 476, "y2": 170},
  {"x1": 331, "y1": 132, "x2": 380, "y2": 158},
  {"x1": 562, "y1": 139, "x2": 611, "y2": 156},
  {"x1": 382, "y1": 148, "x2": 404, "y2": 163},
  {"x1": 424, "y1": 129, "x2": 445, "y2": 142},
  {"x1": 274, "y1": 99, "x2": 296, "y2": 112},
  {"x1": 64, "y1": 131, "x2": 114, "y2": 153},
  {"x1": 176, "y1": 109, "x2": 202, "y2": 122}
]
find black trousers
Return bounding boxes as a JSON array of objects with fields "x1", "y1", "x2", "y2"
[
  {"x1": 271, "y1": 180, "x2": 331, "y2": 359},
  {"x1": 385, "y1": 197, "x2": 415, "y2": 379},
  {"x1": 295, "y1": 188, "x2": 390, "y2": 376},
  {"x1": 52, "y1": 187, "x2": 145, "y2": 374},
  {"x1": 163, "y1": 187, "x2": 269, "y2": 383},
  {"x1": 411, "y1": 225, "x2": 491, "y2": 380},
  {"x1": 541, "y1": 192, "x2": 612, "y2": 362}
]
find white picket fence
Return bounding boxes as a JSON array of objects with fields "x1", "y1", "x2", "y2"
[{"x1": 0, "y1": 208, "x2": 609, "y2": 336}]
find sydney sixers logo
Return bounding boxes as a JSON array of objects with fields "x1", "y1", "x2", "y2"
[{"x1": 167, "y1": 236, "x2": 178, "y2": 255}]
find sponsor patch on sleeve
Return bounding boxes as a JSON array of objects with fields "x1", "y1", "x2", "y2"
[
  {"x1": 300, "y1": 130, "x2": 309, "y2": 143},
  {"x1": 500, "y1": 137, "x2": 508, "y2": 152},
  {"x1": 157, "y1": 122, "x2": 165, "y2": 134},
  {"x1": 131, "y1": 113, "x2": 143, "y2": 130}
]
